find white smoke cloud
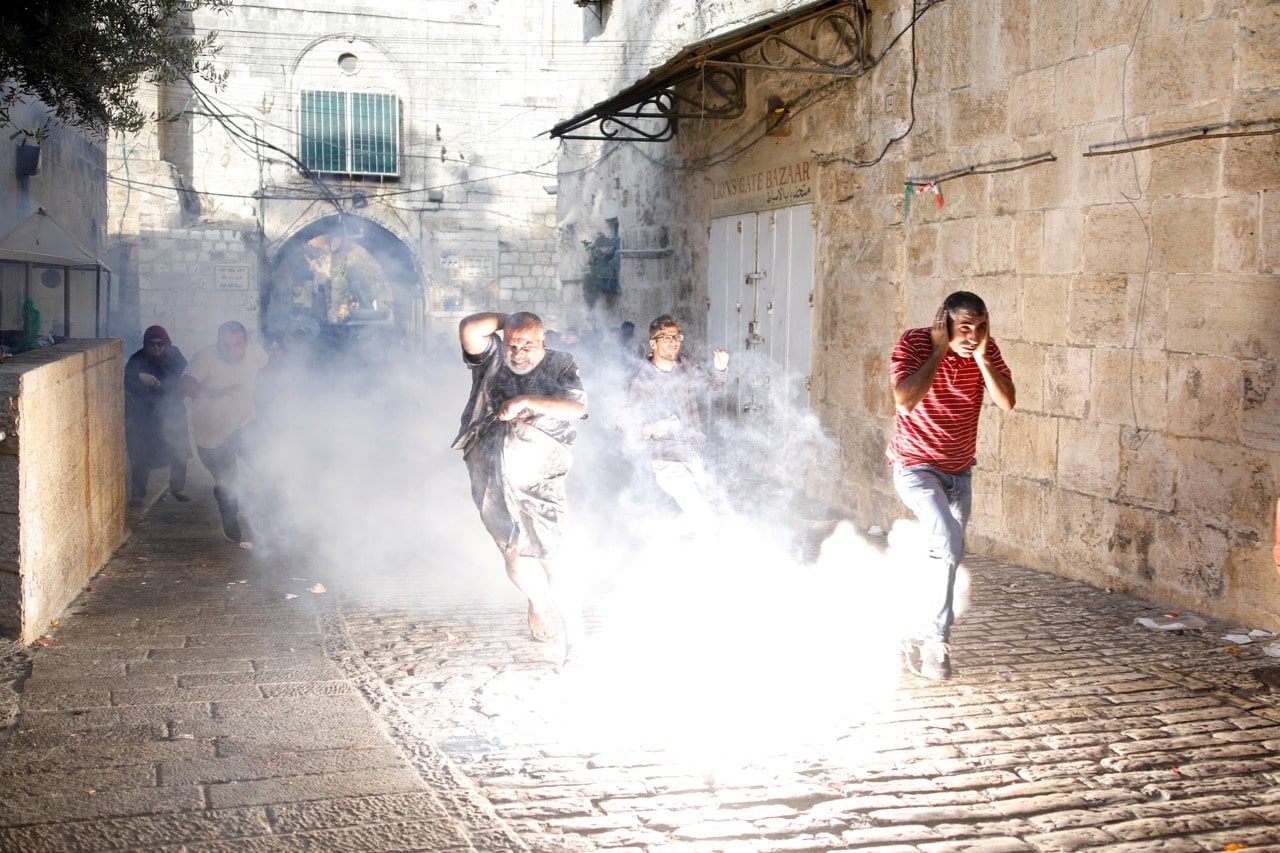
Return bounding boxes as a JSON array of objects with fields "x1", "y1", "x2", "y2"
[{"x1": 226, "y1": 325, "x2": 932, "y2": 754}]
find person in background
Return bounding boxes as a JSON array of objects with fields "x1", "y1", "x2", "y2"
[
  {"x1": 179, "y1": 321, "x2": 269, "y2": 548},
  {"x1": 888, "y1": 291, "x2": 1016, "y2": 680},
  {"x1": 124, "y1": 325, "x2": 191, "y2": 508},
  {"x1": 623, "y1": 314, "x2": 729, "y2": 536},
  {"x1": 248, "y1": 331, "x2": 303, "y2": 544},
  {"x1": 614, "y1": 320, "x2": 644, "y2": 362},
  {"x1": 452, "y1": 311, "x2": 588, "y2": 646}
]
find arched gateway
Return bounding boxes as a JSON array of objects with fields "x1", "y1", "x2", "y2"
[{"x1": 264, "y1": 214, "x2": 423, "y2": 351}]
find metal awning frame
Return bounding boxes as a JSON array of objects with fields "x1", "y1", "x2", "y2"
[{"x1": 550, "y1": 0, "x2": 870, "y2": 142}]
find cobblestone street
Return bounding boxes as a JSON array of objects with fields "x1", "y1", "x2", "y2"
[
  {"x1": 339, "y1": 549, "x2": 1280, "y2": 853},
  {"x1": 3, "y1": 474, "x2": 1280, "y2": 851}
]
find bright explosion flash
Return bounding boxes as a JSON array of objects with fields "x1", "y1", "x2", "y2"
[{"x1": 495, "y1": 518, "x2": 954, "y2": 769}]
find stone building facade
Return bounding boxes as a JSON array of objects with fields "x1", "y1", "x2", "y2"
[
  {"x1": 552, "y1": 0, "x2": 1280, "y2": 627},
  {"x1": 0, "y1": 98, "x2": 110, "y2": 338},
  {"x1": 107, "y1": 0, "x2": 575, "y2": 355}
]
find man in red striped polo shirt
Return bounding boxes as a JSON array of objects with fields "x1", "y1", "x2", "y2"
[{"x1": 889, "y1": 291, "x2": 1016, "y2": 680}]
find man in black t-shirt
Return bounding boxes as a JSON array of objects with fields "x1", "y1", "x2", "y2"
[{"x1": 452, "y1": 311, "x2": 588, "y2": 645}]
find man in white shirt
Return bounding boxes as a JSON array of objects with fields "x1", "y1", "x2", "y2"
[
  {"x1": 179, "y1": 321, "x2": 269, "y2": 548},
  {"x1": 623, "y1": 314, "x2": 729, "y2": 536}
]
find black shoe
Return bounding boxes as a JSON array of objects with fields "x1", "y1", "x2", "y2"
[
  {"x1": 214, "y1": 486, "x2": 241, "y2": 542},
  {"x1": 172, "y1": 490, "x2": 190, "y2": 502},
  {"x1": 128, "y1": 497, "x2": 143, "y2": 509}
]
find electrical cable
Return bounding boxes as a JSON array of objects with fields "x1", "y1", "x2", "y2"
[
  {"x1": 815, "y1": 0, "x2": 929, "y2": 171},
  {"x1": 905, "y1": 152, "x2": 1057, "y2": 185},
  {"x1": 1084, "y1": 118, "x2": 1280, "y2": 157},
  {"x1": 1117, "y1": 0, "x2": 1155, "y2": 449}
]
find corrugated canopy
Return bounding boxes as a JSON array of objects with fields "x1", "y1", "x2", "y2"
[
  {"x1": 549, "y1": 0, "x2": 867, "y2": 142},
  {"x1": 0, "y1": 207, "x2": 111, "y2": 270}
]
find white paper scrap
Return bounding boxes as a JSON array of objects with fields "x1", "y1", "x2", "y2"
[{"x1": 1136, "y1": 614, "x2": 1208, "y2": 631}]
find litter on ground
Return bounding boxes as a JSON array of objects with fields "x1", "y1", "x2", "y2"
[{"x1": 1136, "y1": 613, "x2": 1208, "y2": 631}]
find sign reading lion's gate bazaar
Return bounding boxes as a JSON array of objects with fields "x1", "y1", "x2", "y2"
[{"x1": 711, "y1": 159, "x2": 814, "y2": 217}]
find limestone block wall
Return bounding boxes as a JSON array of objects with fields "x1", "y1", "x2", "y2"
[
  {"x1": 851, "y1": 0, "x2": 1280, "y2": 629},
  {"x1": 557, "y1": 0, "x2": 1279, "y2": 627},
  {"x1": 555, "y1": 141, "x2": 688, "y2": 335},
  {"x1": 0, "y1": 340, "x2": 126, "y2": 643},
  {"x1": 134, "y1": 226, "x2": 262, "y2": 353},
  {"x1": 498, "y1": 221, "x2": 562, "y2": 323}
]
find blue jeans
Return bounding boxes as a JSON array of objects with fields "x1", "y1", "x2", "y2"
[{"x1": 893, "y1": 463, "x2": 972, "y2": 643}]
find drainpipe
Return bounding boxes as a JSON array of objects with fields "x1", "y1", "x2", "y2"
[{"x1": 1274, "y1": 498, "x2": 1280, "y2": 577}]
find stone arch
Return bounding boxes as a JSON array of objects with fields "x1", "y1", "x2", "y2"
[{"x1": 264, "y1": 214, "x2": 422, "y2": 347}]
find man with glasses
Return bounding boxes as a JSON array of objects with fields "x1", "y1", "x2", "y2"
[
  {"x1": 624, "y1": 314, "x2": 730, "y2": 537},
  {"x1": 453, "y1": 311, "x2": 588, "y2": 645},
  {"x1": 889, "y1": 291, "x2": 1015, "y2": 680}
]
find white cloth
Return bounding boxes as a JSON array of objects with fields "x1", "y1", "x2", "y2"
[{"x1": 183, "y1": 343, "x2": 268, "y2": 448}]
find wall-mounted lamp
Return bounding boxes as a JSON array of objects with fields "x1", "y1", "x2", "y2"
[
  {"x1": 766, "y1": 96, "x2": 792, "y2": 137},
  {"x1": 427, "y1": 189, "x2": 444, "y2": 203},
  {"x1": 544, "y1": 183, "x2": 558, "y2": 195}
]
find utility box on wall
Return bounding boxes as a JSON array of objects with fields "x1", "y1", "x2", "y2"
[{"x1": 0, "y1": 340, "x2": 126, "y2": 642}]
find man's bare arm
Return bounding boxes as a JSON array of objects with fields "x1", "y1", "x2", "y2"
[
  {"x1": 974, "y1": 322, "x2": 1016, "y2": 411},
  {"x1": 498, "y1": 395, "x2": 587, "y2": 421},
  {"x1": 459, "y1": 312, "x2": 506, "y2": 355},
  {"x1": 892, "y1": 306, "x2": 950, "y2": 414},
  {"x1": 892, "y1": 351, "x2": 945, "y2": 414},
  {"x1": 979, "y1": 361, "x2": 1016, "y2": 411},
  {"x1": 178, "y1": 375, "x2": 234, "y2": 399}
]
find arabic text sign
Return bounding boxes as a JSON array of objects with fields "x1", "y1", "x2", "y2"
[
  {"x1": 711, "y1": 159, "x2": 814, "y2": 217},
  {"x1": 215, "y1": 265, "x2": 250, "y2": 290}
]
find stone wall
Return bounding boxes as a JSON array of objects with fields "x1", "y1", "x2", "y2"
[
  {"x1": 134, "y1": 226, "x2": 262, "y2": 352},
  {"x1": 0, "y1": 340, "x2": 126, "y2": 643},
  {"x1": 107, "y1": 0, "x2": 572, "y2": 353},
  {"x1": 556, "y1": 0, "x2": 1280, "y2": 627}
]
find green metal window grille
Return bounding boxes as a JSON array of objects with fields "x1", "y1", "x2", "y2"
[{"x1": 300, "y1": 90, "x2": 399, "y2": 177}]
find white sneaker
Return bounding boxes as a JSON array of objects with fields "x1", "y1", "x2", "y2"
[{"x1": 919, "y1": 639, "x2": 952, "y2": 680}]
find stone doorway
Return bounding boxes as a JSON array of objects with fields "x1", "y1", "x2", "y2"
[{"x1": 265, "y1": 215, "x2": 423, "y2": 351}]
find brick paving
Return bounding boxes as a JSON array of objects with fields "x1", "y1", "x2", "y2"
[
  {"x1": 340, "y1": 548, "x2": 1280, "y2": 853},
  {"x1": 3, "y1": 468, "x2": 1280, "y2": 851},
  {"x1": 0, "y1": 483, "x2": 530, "y2": 852}
]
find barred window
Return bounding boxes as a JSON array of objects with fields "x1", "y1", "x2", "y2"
[{"x1": 300, "y1": 90, "x2": 399, "y2": 178}]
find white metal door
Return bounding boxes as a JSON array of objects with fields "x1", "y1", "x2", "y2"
[
  {"x1": 707, "y1": 213, "x2": 756, "y2": 356},
  {"x1": 707, "y1": 204, "x2": 814, "y2": 430}
]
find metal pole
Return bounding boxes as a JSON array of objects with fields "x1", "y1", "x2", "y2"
[{"x1": 63, "y1": 265, "x2": 71, "y2": 337}]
